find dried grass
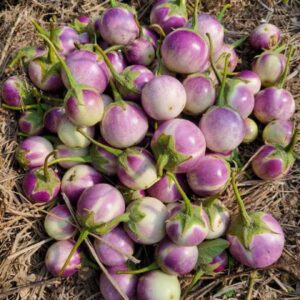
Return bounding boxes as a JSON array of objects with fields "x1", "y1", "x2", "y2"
[{"x1": 0, "y1": 0, "x2": 299, "y2": 299}]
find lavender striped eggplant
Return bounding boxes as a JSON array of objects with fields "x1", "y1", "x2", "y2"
[
  {"x1": 94, "y1": 227, "x2": 134, "y2": 267},
  {"x1": 44, "y1": 204, "x2": 77, "y2": 240},
  {"x1": 187, "y1": 155, "x2": 231, "y2": 197},
  {"x1": 45, "y1": 240, "x2": 81, "y2": 277},
  {"x1": 15, "y1": 136, "x2": 53, "y2": 169}
]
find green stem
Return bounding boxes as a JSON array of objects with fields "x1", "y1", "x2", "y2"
[
  {"x1": 149, "y1": 24, "x2": 166, "y2": 38},
  {"x1": 77, "y1": 127, "x2": 123, "y2": 157},
  {"x1": 48, "y1": 18, "x2": 57, "y2": 64},
  {"x1": 166, "y1": 171, "x2": 192, "y2": 216},
  {"x1": 273, "y1": 43, "x2": 286, "y2": 54},
  {"x1": 217, "y1": 54, "x2": 230, "y2": 106},
  {"x1": 93, "y1": 213, "x2": 130, "y2": 235},
  {"x1": 278, "y1": 45, "x2": 294, "y2": 88},
  {"x1": 156, "y1": 154, "x2": 169, "y2": 177},
  {"x1": 94, "y1": 44, "x2": 138, "y2": 93},
  {"x1": 110, "y1": 80, "x2": 124, "y2": 103},
  {"x1": 178, "y1": 0, "x2": 186, "y2": 9},
  {"x1": 206, "y1": 33, "x2": 222, "y2": 84},
  {"x1": 1, "y1": 103, "x2": 46, "y2": 111},
  {"x1": 31, "y1": 19, "x2": 48, "y2": 36},
  {"x1": 110, "y1": 0, "x2": 117, "y2": 7},
  {"x1": 117, "y1": 262, "x2": 159, "y2": 275},
  {"x1": 43, "y1": 150, "x2": 57, "y2": 182},
  {"x1": 192, "y1": 0, "x2": 200, "y2": 30},
  {"x1": 58, "y1": 228, "x2": 89, "y2": 276},
  {"x1": 47, "y1": 156, "x2": 92, "y2": 167},
  {"x1": 8, "y1": 50, "x2": 24, "y2": 69},
  {"x1": 32, "y1": 88, "x2": 63, "y2": 103},
  {"x1": 217, "y1": 4, "x2": 231, "y2": 21},
  {"x1": 134, "y1": 13, "x2": 143, "y2": 37},
  {"x1": 104, "y1": 45, "x2": 124, "y2": 53},
  {"x1": 286, "y1": 128, "x2": 299, "y2": 154},
  {"x1": 182, "y1": 269, "x2": 205, "y2": 299},
  {"x1": 38, "y1": 33, "x2": 77, "y2": 90},
  {"x1": 231, "y1": 36, "x2": 248, "y2": 49},
  {"x1": 203, "y1": 194, "x2": 220, "y2": 207},
  {"x1": 231, "y1": 172, "x2": 251, "y2": 227}
]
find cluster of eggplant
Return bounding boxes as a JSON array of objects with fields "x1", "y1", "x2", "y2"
[{"x1": 1, "y1": 0, "x2": 297, "y2": 299}]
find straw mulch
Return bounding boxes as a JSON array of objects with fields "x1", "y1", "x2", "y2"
[{"x1": 0, "y1": 0, "x2": 299, "y2": 299}]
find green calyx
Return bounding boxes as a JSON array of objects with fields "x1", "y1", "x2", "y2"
[
  {"x1": 90, "y1": 144, "x2": 110, "y2": 173},
  {"x1": 15, "y1": 147, "x2": 30, "y2": 168},
  {"x1": 126, "y1": 200, "x2": 146, "y2": 235},
  {"x1": 203, "y1": 198, "x2": 228, "y2": 230},
  {"x1": 151, "y1": 133, "x2": 191, "y2": 176},
  {"x1": 227, "y1": 211, "x2": 277, "y2": 250},
  {"x1": 69, "y1": 18, "x2": 88, "y2": 33},
  {"x1": 118, "y1": 186, "x2": 144, "y2": 204},
  {"x1": 117, "y1": 147, "x2": 141, "y2": 169},
  {"x1": 170, "y1": 205, "x2": 206, "y2": 235},
  {"x1": 34, "y1": 168, "x2": 60, "y2": 194}
]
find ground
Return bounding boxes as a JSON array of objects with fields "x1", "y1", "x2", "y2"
[{"x1": 0, "y1": 0, "x2": 299, "y2": 299}]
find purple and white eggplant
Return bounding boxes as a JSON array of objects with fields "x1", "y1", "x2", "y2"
[
  {"x1": 147, "y1": 174, "x2": 184, "y2": 203},
  {"x1": 141, "y1": 75, "x2": 186, "y2": 120},
  {"x1": 243, "y1": 118, "x2": 258, "y2": 144},
  {"x1": 100, "y1": 265, "x2": 138, "y2": 300},
  {"x1": 15, "y1": 136, "x2": 53, "y2": 169},
  {"x1": 124, "y1": 196, "x2": 168, "y2": 244},
  {"x1": 227, "y1": 173, "x2": 285, "y2": 268},
  {"x1": 183, "y1": 73, "x2": 216, "y2": 115},
  {"x1": 61, "y1": 164, "x2": 103, "y2": 204},
  {"x1": 117, "y1": 65, "x2": 155, "y2": 101},
  {"x1": 45, "y1": 240, "x2": 82, "y2": 277},
  {"x1": 263, "y1": 120, "x2": 294, "y2": 147},
  {"x1": 199, "y1": 42, "x2": 245, "y2": 153},
  {"x1": 150, "y1": 0, "x2": 187, "y2": 34},
  {"x1": 98, "y1": 4, "x2": 139, "y2": 45},
  {"x1": 43, "y1": 106, "x2": 65, "y2": 133},
  {"x1": 22, "y1": 167, "x2": 61, "y2": 203},
  {"x1": 137, "y1": 270, "x2": 181, "y2": 300},
  {"x1": 18, "y1": 110, "x2": 43, "y2": 136},
  {"x1": 224, "y1": 79, "x2": 255, "y2": 119},
  {"x1": 156, "y1": 238, "x2": 198, "y2": 276},
  {"x1": 101, "y1": 101, "x2": 149, "y2": 149},
  {"x1": 187, "y1": 155, "x2": 231, "y2": 197},
  {"x1": 55, "y1": 144, "x2": 89, "y2": 169},
  {"x1": 44, "y1": 204, "x2": 77, "y2": 240},
  {"x1": 57, "y1": 116, "x2": 95, "y2": 148},
  {"x1": 117, "y1": 148, "x2": 158, "y2": 190},
  {"x1": 250, "y1": 23, "x2": 281, "y2": 50},
  {"x1": 251, "y1": 129, "x2": 298, "y2": 180},
  {"x1": 94, "y1": 227, "x2": 134, "y2": 267},
  {"x1": 151, "y1": 118, "x2": 206, "y2": 175},
  {"x1": 236, "y1": 70, "x2": 261, "y2": 95},
  {"x1": 195, "y1": 13, "x2": 224, "y2": 54},
  {"x1": 1, "y1": 76, "x2": 32, "y2": 107},
  {"x1": 203, "y1": 198, "x2": 230, "y2": 239},
  {"x1": 252, "y1": 50, "x2": 286, "y2": 87}
]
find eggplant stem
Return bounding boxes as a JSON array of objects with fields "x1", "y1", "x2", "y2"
[
  {"x1": 231, "y1": 36, "x2": 248, "y2": 49},
  {"x1": 286, "y1": 128, "x2": 299, "y2": 154},
  {"x1": 217, "y1": 4, "x2": 231, "y2": 21},
  {"x1": 217, "y1": 53, "x2": 230, "y2": 106},
  {"x1": 117, "y1": 262, "x2": 159, "y2": 275},
  {"x1": 166, "y1": 171, "x2": 193, "y2": 216},
  {"x1": 149, "y1": 24, "x2": 166, "y2": 38},
  {"x1": 47, "y1": 156, "x2": 92, "y2": 167},
  {"x1": 76, "y1": 127, "x2": 123, "y2": 157},
  {"x1": 32, "y1": 88, "x2": 63, "y2": 102},
  {"x1": 1, "y1": 103, "x2": 41, "y2": 111},
  {"x1": 156, "y1": 154, "x2": 169, "y2": 177},
  {"x1": 93, "y1": 213, "x2": 130, "y2": 235},
  {"x1": 192, "y1": 0, "x2": 200, "y2": 30},
  {"x1": 110, "y1": 79, "x2": 124, "y2": 103},
  {"x1": 43, "y1": 150, "x2": 57, "y2": 182},
  {"x1": 206, "y1": 33, "x2": 222, "y2": 84},
  {"x1": 231, "y1": 171, "x2": 251, "y2": 226},
  {"x1": 278, "y1": 45, "x2": 295, "y2": 88},
  {"x1": 58, "y1": 228, "x2": 89, "y2": 276}
]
